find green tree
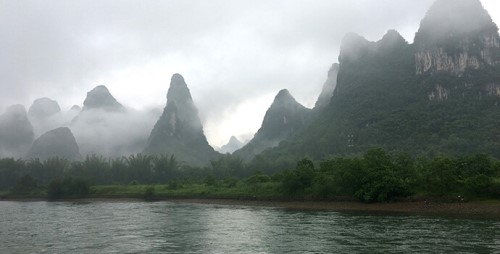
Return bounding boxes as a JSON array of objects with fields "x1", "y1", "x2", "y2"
[{"x1": 13, "y1": 174, "x2": 37, "y2": 194}]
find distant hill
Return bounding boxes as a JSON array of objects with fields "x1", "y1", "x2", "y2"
[
  {"x1": 0, "y1": 105, "x2": 34, "y2": 158},
  {"x1": 82, "y1": 85, "x2": 125, "y2": 112},
  {"x1": 27, "y1": 127, "x2": 81, "y2": 160},
  {"x1": 256, "y1": 0, "x2": 500, "y2": 168},
  {"x1": 234, "y1": 89, "x2": 311, "y2": 161},
  {"x1": 28, "y1": 97, "x2": 61, "y2": 120},
  {"x1": 219, "y1": 136, "x2": 244, "y2": 154},
  {"x1": 144, "y1": 74, "x2": 220, "y2": 166}
]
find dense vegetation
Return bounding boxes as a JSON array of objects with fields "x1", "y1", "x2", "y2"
[
  {"x1": 1, "y1": 148, "x2": 499, "y2": 202},
  {"x1": 256, "y1": 19, "x2": 500, "y2": 165}
]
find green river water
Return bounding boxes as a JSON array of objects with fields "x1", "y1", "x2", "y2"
[{"x1": 1, "y1": 201, "x2": 499, "y2": 253}]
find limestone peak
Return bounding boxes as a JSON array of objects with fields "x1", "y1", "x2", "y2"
[
  {"x1": 28, "y1": 97, "x2": 61, "y2": 120},
  {"x1": 83, "y1": 85, "x2": 124, "y2": 111}
]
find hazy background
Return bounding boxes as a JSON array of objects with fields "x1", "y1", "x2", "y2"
[{"x1": 1, "y1": 0, "x2": 499, "y2": 147}]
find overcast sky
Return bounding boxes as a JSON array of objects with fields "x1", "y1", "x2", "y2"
[{"x1": 1, "y1": 0, "x2": 499, "y2": 147}]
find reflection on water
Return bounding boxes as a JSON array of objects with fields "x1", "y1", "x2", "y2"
[{"x1": 0, "y1": 201, "x2": 499, "y2": 253}]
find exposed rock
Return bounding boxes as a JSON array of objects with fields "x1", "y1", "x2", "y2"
[
  {"x1": 234, "y1": 89, "x2": 311, "y2": 161},
  {"x1": 0, "y1": 105, "x2": 34, "y2": 158},
  {"x1": 219, "y1": 136, "x2": 244, "y2": 154},
  {"x1": 414, "y1": 0, "x2": 500, "y2": 75},
  {"x1": 255, "y1": 0, "x2": 500, "y2": 164},
  {"x1": 428, "y1": 84, "x2": 450, "y2": 101},
  {"x1": 486, "y1": 83, "x2": 500, "y2": 96},
  {"x1": 144, "y1": 74, "x2": 219, "y2": 166},
  {"x1": 27, "y1": 127, "x2": 81, "y2": 160}
]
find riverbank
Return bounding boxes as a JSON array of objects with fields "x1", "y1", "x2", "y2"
[
  {"x1": 3, "y1": 183, "x2": 500, "y2": 218},
  {"x1": 171, "y1": 198, "x2": 500, "y2": 218},
  {"x1": 2, "y1": 194, "x2": 500, "y2": 218}
]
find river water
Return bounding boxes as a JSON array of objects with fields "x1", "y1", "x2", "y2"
[{"x1": 1, "y1": 201, "x2": 499, "y2": 253}]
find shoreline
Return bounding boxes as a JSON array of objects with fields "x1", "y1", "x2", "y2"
[
  {"x1": 2, "y1": 196, "x2": 500, "y2": 218},
  {"x1": 173, "y1": 199, "x2": 500, "y2": 218}
]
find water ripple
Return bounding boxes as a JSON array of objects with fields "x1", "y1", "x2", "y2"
[{"x1": 0, "y1": 201, "x2": 499, "y2": 253}]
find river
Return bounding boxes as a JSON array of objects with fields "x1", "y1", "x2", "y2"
[{"x1": 1, "y1": 201, "x2": 499, "y2": 253}]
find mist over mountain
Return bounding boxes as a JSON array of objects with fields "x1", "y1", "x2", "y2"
[
  {"x1": 314, "y1": 63, "x2": 339, "y2": 110},
  {"x1": 144, "y1": 74, "x2": 219, "y2": 165},
  {"x1": 82, "y1": 85, "x2": 125, "y2": 112},
  {"x1": 254, "y1": 0, "x2": 500, "y2": 167},
  {"x1": 414, "y1": 0, "x2": 500, "y2": 76},
  {"x1": 0, "y1": 0, "x2": 498, "y2": 170},
  {"x1": 27, "y1": 97, "x2": 67, "y2": 138},
  {"x1": 219, "y1": 136, "x2": 245, "y2": 154},
  {"x1": 71, "y1": 85, "x2": 158, "y2": 157},
  {"x1": 28, "y1": 97, "x2": 61, "y2": 120},
  {"x1": 27, "y1": 127, "x2": 81, "y2": 160},
  {"x1": 0, "y1": 105, "x2": 34, "y2": 158},
  {"x1": 234, "y1": 89, "x2": 311, "y2": 161}
]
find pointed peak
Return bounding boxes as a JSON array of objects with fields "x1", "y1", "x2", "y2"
[
  {"x1": 276, "y1": 89, "x2": 291, "y2": 97},
  {"x1": 171, "y1": 73, "x2": 187, "y2": 87},
  {"x1": 274, "y1": 89, "x2": 298, "y2": 104},
  {"x1": 166, "y1": 73, "x2": 193, "y2": 103},
  {"x1": 379, "y1": 29, "x2": 406, "y2": 44},
  {"x1": 339, "y1": 33, "x2": 374, "y2": 63},
  {"x1": 340, "y1": 33, "x2": 370, "y2": 49},
  {"x1": 229, "y1": 136, "x2": 240, "y2": 143},
  {"x1": 342, "y1": 32, "x2": 368, "y2": 43},
  {"x1": 415, "y1": 0, "x2": 497, "y2": 46},
  {"x1": 91, "y1": 85, "x2": 110, "y2": 93},
  {"x1": 83, "y1": 85, "x2": 124, "y2": 111},
  {"x1": 377, "y1": 29, "x2": 408, "y2": 52}
]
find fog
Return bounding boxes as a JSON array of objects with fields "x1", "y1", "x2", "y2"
[
  {"x1": 70, "y1": 108, "x2": 161, "y2": 157},
  {"x1": 1, "y1": 0, "x2": 499, "y2": 148}
]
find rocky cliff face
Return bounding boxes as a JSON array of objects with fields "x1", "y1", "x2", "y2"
[
  {"x1": 0, "y1": 105, "x2": 34, "y2": 158},
  {"x1": 234, "y1": 89, "x2": 311, "y2": 161},
  {"x1": 27, "y1": 127, "x2": 81, "y2": 160},
  {"x1": 256, "y1": 0, "x2": 500, "y2": 164},
  {"x1": 144, "y1": 74, "x2": 219, "y2": 166},
  {"x1": 414, "y1": 0, "x2": 500, "y2": 76}
]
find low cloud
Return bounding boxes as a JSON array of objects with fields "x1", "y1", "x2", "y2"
[{"x1": 4, "y1": 0, "x2": 500, "y2": 147}]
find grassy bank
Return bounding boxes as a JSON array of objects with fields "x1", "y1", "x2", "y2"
[
  {"x1": 3, "y1": 184, "x2": 500, "y2": 218},
  {"x1": 92, "y1": 182, "x2": 287, "y2": 200}
]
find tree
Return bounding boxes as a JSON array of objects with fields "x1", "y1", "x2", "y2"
[
  {"x1": 13, "y1": 174, "x2": 37, "y2": 194},
  {"x1": 282, "y1": 158, "x2": 316, "y2": 194}
]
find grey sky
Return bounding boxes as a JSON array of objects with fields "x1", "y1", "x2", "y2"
[{"x1": 1, "y1": 0, "x2": 499, "y2": 146}]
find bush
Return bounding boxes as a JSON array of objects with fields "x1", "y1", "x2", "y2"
[
  {"x1": 14, "y1": 175, "x2": 38, "y2": 194},
  {"x1": 245, "y1": 172, "x2": 271, "y2": 185},
  {"x1": 47, "y1": 177, "x2": 91, "y2": 199},
  {"x1": 143, "y1": 186, "x2": 155, "y2": 200},
  {"x1": 282, "y1": 158, "x2": 316, "y2": 194}
]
